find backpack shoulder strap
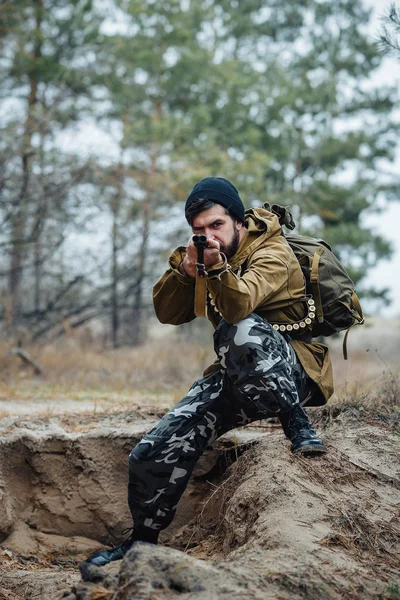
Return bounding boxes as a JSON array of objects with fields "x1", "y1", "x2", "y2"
[{"x1": 310, "y1": 247, "x2": 325, "y2": 324}]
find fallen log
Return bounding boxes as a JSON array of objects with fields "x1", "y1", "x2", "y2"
[{"x1": 7, "y1": 348, "x2": 43, "y2": 376}]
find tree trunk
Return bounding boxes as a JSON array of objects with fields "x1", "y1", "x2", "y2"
[
  {"x1": 8, "y1": 0, "x2": 42, "y2": 324},
  {"x1": 111, "y1": 193, "x2": 121, "y2": 348},
  {"x1": 131, "y1": 193, "x2": 151, "y2": 346},
  {"x1": 33, "y1": 127, "x2": 48, "y2": 316},
  {"x1": 131, "y1": 99, "x2": 161, "y2": 346}
]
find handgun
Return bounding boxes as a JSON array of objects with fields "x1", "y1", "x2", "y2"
[{"x1": 192, "y1": 234, "x2": 207, "y2": 278}]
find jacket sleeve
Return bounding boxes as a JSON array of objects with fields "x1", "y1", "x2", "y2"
[
  {"x1": 153, "y1": 247, "x2": 197, "y2": 325},
  {"x1": 206, "y1": 248, "x2": 292, "y2": 323}
]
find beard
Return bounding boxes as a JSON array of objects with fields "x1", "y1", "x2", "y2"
[{"x1": 220, "y1": 226, "x2": 240, "y2": 260}]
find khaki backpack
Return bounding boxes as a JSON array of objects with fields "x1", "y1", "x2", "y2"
[{"x1": 264, "y1": 203, "x2": 364, "y2": 358}]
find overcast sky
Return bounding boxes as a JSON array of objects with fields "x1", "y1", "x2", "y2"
[{"x1": 361, "y1": 0, "x2": 400, "y2": 316}]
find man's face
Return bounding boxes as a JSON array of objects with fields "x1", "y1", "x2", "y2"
[{"x1": 192, "y1": 204, "x2": 243, "y2": 259}]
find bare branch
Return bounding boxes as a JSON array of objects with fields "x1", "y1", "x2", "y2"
[{"x1": 380, "y1": 4, "x2": 400, "y2": 57}]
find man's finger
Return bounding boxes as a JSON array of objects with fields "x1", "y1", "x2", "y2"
[{"x1": 206, "y1": 238, "x2": 220, "y2": 250}]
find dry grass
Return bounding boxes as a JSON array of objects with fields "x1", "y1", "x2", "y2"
[
  {"x1": 329, "y1": 318, "x2": 400, "y2": 407},
  {"x1": 184, "y1": 446, "x2": 259, "y2": 555},
  {"x1": 0, "y1": 337, "x2": 214, "y2": 403},
  {"x1": 330, "y1": 362, "x2": 400, "y2": 409},
  {"x1": 88, "y1": 587, "x2": 114, "y2": 600},
  {"x1": 0, "y1": 321, "x2": 398, "y2": 415},
  {"x1": 322, "y1": 504, "x2": 400, "y2": 569}
]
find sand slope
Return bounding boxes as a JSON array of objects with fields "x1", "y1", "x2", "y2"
[{"x1": 0, "y1": 405, "x2": 398, "y2": 600}]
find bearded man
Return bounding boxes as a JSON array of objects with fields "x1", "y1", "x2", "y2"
[{"x1": 86, "y1": 176, "x2": 333, "y2": 566}]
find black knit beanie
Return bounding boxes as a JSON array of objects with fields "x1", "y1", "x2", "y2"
[{"x1": 185, "y1": 177, "x2": 245, "y2": 223}]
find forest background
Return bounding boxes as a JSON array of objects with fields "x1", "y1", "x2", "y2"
[{"x1": 0, "y1": 0, "x2": 399, "y2": 401}]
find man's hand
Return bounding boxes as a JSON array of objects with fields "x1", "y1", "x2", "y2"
[{"x1": 180, "y1": 236, "x2": 222, "y2": 278}]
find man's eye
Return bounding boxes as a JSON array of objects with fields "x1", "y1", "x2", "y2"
[{"x1": 213, "y1": 222, "x2": 222, "y2": 228}]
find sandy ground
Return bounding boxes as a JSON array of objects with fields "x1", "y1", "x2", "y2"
[
  {"x1": 0, "y1": 400, "x2": 398, "y2": 600},
  {"x1": 0, "y1": 319, "x2": 398, "y2": 599}
]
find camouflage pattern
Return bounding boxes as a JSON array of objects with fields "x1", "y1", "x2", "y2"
[{"x1": 128, "y1": 313, "x2": 310, "y2": 534}]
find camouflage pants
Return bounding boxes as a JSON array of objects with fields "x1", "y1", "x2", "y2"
[{"x1": 128, "y1": 313, "x2": 309, "y2": 534}]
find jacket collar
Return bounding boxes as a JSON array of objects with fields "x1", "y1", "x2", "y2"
[{"x1": 229, "y1": 207, "x2": 281, "y2": 267}]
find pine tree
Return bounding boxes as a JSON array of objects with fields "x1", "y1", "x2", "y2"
[
  {"x1": 1, "y1": 0, "x2": 397, "y2": 340},
  {"x1": 380, "y1": 4, "x2": 400, "y2": 58},
  {"x1": 100, "y1": 0, "x2": 399, "y2": 329},
  {"x1": 0, "y1": 0, "x2": 103, "y2": 331}
]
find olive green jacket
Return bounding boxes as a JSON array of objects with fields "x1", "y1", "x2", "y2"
[{"x1": 153, "y1": 208, "x2": 333, "y2": 405}]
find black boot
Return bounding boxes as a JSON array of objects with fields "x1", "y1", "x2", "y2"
[
  {"x1": 279, "y1": 404, "x2": 325, "y2": 455},
  {"x1": 85, "y1": 527, "x2": 159, "y2": 566}
]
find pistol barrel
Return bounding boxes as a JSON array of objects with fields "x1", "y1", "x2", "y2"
[{"x1": 193, "y1": 234, "x2": 207, "y2": 248}]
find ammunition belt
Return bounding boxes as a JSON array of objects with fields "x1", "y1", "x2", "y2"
[{"x1": 272, "y1": 297, "x2": 316, "y2": 333}]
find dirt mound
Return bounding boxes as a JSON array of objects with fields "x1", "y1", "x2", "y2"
[
  {"x1": 76, "y1": 542, "x2": 270, "y2": 600},
  {"x1": 0, "y1": 406, "x2": 399, "y2": 600}
]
